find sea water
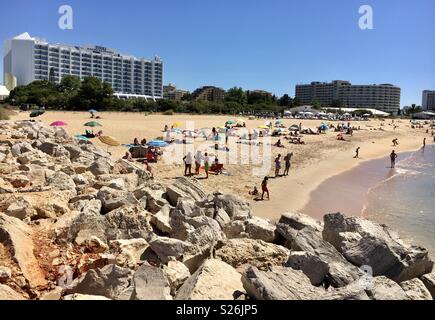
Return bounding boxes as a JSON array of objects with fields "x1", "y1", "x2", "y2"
[{"x1": 302, "y1": 145, "x2": 435, "y2": 254}]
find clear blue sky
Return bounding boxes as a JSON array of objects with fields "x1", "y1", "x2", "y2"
[{"x1": 1, "y1": 0, "x2": 434, "y2": 106}]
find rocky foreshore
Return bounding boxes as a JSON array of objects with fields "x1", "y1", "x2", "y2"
[{"x1": 0, "y1": 120, "x2": 434, "y2": 301}]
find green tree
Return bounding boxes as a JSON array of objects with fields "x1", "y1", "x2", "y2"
[
  {"x1": 225, "y1": 87, "x2": 247, "y2": 105},
  {"x1": 49, "y1": 68, "x2": 56, "y2": 84},
  {"x1": 278, "y1": 94, "x2": 292, "y2": 107},
  {"x1": 311, "y1": 98, "x2": 322, "y2": 110}
]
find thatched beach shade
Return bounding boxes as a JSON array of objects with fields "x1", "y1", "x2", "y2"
[
  {"x1": 84, "y1": 121, "x2": 102, "y2": 127},
  {"x1": 50, "y1": 121, "x2": 67, "y2": 127},
  {"x1": 99, "y1": 135, "x2": 120, "y2": 147}
]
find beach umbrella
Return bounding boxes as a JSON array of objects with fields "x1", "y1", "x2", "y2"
[
  {"x1": 258, "y1": 125, "x2": 269, "y2": 129},
  {"x1": 30, "y1": 110, "x2": 42, "y2": 118},
  {"x1": 226, "y1": 120, "x2": 236, "y2": 125},
  {"x1": 171, "y1": 128, "x2": 182, "y2": 134},
  {"x1": 74, "y1": 135, "x2": 90, "y2": 141},
  {"x1": 172, "y1": 122, "x2": 182, "y2": 128},
  {"x1": 50, "y1": 121, "x2": 67, "y2": 127},
  {"x1": 275, "y1": 119, "x2": 283, "y2": 124},
  {"x1": 320, "y1": 124, "x2": 329, "y2": 130},
  {"x1": 88, "y1": 109, "x2": 98, "y2": 113},
  {"x1": 99, "y1": 135, "x2": 120, "y2": 147},
  {"x1": 84, "y1": 121, "x2": 102, "y2": 127},
  {"x1": 147, "y1": 140, "x2": 169, "y2": 148}
]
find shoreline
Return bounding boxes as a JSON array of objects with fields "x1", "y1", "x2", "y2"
[{"x1": 251, "y1": 137, "x2": 426, "y2": 221}]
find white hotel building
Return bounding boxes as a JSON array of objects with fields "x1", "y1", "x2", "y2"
[{"x1": 3, "y1": 32, "x2": 163, "y2": 100}]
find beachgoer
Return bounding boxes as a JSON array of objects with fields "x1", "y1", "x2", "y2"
[
  {"x1": 390, "y1": 150, "x2": 398, "y2": 168},
  {"x1": 122, "y1": 152, "x2": 133, "y2": 161},
  {"x1": 275, "y1": 154, "x2": 282, "y2": 177},
  {"x1": 194, "y1": 151, "x2": 203, "y2": 175},
  {"x1": 204, "y1": 152, "x2": 210, "y2": 179},
  {"x1": 275, "y1": 139, "x2": 284, "y2": 148},
  {"x1": 423, "y1": 138, "x2": 426, "y2": 148},
  {"x1": 261, "y1": 177, "x2": 269, "y2": 200},
  {"x1": 183, "y1": 152, "x2": 193, "y2": 176},
  {"x1": 225, "y1": 128, "x2": 229, "y2": 145},
  {"x1": 392, "y1": 138, "x2": 399, "y2": 146},
  {"x1": 141, "y1": 138, "x2": 147, "y2": 146},
  {"x1": 284, "y1": 152, "x2": 293, "y2": 176},
  {"x1": 249, "y1": 186, "x2": 259, "y2": 196},
  {"x1": 214, "y1": 157, "x2": 223, "y2": 175},
  {"x1": 144, "y1": 161, "x2": 154, "y2": 179},
  {"x1": 164, "y1": 124, "x2": 168, "y2": 132},
  {"x1": 354, "y1": 147, "x2": 360, "y2": 158},
  {"x1": 134, "y1": 138, "x2": 140, "y2": 146}
]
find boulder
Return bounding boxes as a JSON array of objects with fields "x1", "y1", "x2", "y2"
[
  {"x1": 63, "y1": 144, "x2": 83, "y2": 161},
  {"x1": 0, "y1": 266, "x2": 12, "y2": 283},
  {"x1": 0, "y1": 214, "x2": 47, "y2": 288},
  {"x1": 323, "y1": 212, "x2": 433, "y2": 282},
  {"x1": 276, "y1": 223, "x2": 361, "y2": 288},
  {"x1": 104, "y1": 205, "x2": 153, "y2": 241},
  {"x1": 88, "y1": 158, "x2": 113, "y2": 176},
  {"x1": 46, "y1": 171, "x2": 77, "y2": 195},
  {"x1": 213, "y1": 193, "x2": 252, "y2": 221},
  {"x1": 64, "y1": 264, "x2": 133, "y2": 300},
  {"x1": 286, "y1": 251, "x2": 330, "y2": 286},
  {"x1": 110, "y1": 239, "x2": 149, "y2": 268},
  {"x1": 365, "y1": 276, "x2": 409, "y2": 300},
  {"x1": 214, "y1": 208, "x2": 231, "y2": 229},
  {"x1": 149, "y1": 237, "x2": 192, "y2": 264},
  {"x1": 216, "y1": 238, "x2": 289, "y2": 271},
  {"x1": 4, "y1": 174, "x2": 30, "y2": 188},
  {"x1": 166, "y1": 177, "x2": 206, "y2": 206},
  {"x1": 5, "y1": 197, "x2": 36, "y2": 220},
  {"x1": 175, "y1": 259, "x2": 245, "y2": 300},
  {"x1": 151, "y1": 205, "x2": 173, "y2": 234},
  {"x1": 245, "y1": 217, "x2": 276, "y2": 242},
  {"x1": 278, "y1": 212, "x2": 323, "y2": 235},
  {"x1": 400, "y1": 278, "x2": 432, "y2": 300},
  {"x1": 163, "y1": 260, "x2": 191, "y2": 294},
  {"x1": 242, "y1": 266, "x2": 323, "y2": 300},
  {"x1": 223, "y1": 220, "x2": 247, "y2": 239},
  {"x1": 63, "y1": 293, "x2": 110, "y2": 300},
  {"x1": 132, "y1": 264, "x2": 172, "y2": 300},
  {"x1": 97, "y1": 187, "x2": 139, "y2": 214},
  {"x1": 0, "y1": 284, "x2": 25, "y2": 300},
  {"x1": 420, "y1": 272, "x2": 435, "y2": 299}
]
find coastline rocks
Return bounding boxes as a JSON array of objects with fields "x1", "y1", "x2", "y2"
[
  {"x1": 420, "y1": 272, "x2": 435, "y2": 299},
  {"x1": 278, "y1": 212, "x2": 323, "y2": 235},
  {"x1": 131, "y1": 264, "x2": 172, "y2": 300},
  {"x1": 215, "y1": 238, "x2": 290, "y2": 271},
  {"x1": 276, "y1": 220, "x2": 361, "y2": 288},
  {"x1": 244, "y1": 217, "x2": 277, "y2": 242},
  {"x1": 87, "y1": 158, "x2": 113, "y2": 176},
  {"x1": 242, "y1": 266, "x2": 323, "y2": 300},
  {"x1": 46, "y1": 171, "x2": 77, "y2": 195},
  {"x1": 175, "y1": 259, "x2": 245, "y2": 300},
  {"x1": 213, "y1": 193, "x2": 252, "y2": 221},
  {"x1": 0, "y1": 266, "x2": 12, "y2": 282},
  {"x1": 110, "y1": 239, "x2": 149, "y2": 268},
  {"x1": 151, "y1": 205, "x2": 173, "y2": 234},
  {"x1": 166, "y1": 177, "x2": 206, "y2": 206},
  {"x1": 63, "y1": 293, "x2": 110, "y2": 300},
  {"x1": 286, "y1": 251, "x2": 330, "y2": 286},
  {"x1": 365, "y1": 276, "x2": 409, "y2": 300},
  {"x1": 0, "y1": 284, "x2": 25, "y2": 300},
  {"x1": 400, "y1": 278, "x2": 432, "y2": 300},
  {"x1": 322, "y1": 212, "x2": 434, "y2": 282},
  {"x1": 5, "y1": 197, "x2": 36, "y2": 220},
  {"x1": 97, "y1": 187, "x2": 139, "y2": 214},
  {"x1": 149, "y1": 237, "x2": 192, "y2": 263},
  {"x1": 64, "y1": 264, "x2": 133, "y2": 300},
  {"x1": 0, "y1": 214, "x2": 47, "y2": 288},
  {"x1": 163, "y1": 260, "x2": 191, "y2": 294}
]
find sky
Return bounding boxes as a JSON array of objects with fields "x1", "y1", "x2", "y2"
[{"x1": 0, "y1": 0, "x2": 434, "y2": 106}]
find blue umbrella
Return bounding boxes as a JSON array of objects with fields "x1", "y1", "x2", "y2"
[
  {"x1": 171, "y1": 128, "x2": 182, "y2": 134},
  {"x1": 75, "y1": 135, "x2": 90, "y2": 141},
  {"x1": 88, "y1": 109, "x2": 98, "y2": 113},
  {"x1": 147, "y1": 140, "x2": 169, "y2": 148}
]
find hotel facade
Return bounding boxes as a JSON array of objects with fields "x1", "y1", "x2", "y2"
[
  {"x1": 295, "y1": 80, "x2": 401, "y2": 114},
  {"x1": 422, "y1": 90, "x2": 435, "y2": 111},
  {"x1": 3, "y1": 33, "x2": 163, "y2": 100}
]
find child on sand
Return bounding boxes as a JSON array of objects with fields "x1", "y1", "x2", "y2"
[
  {"x1": 354, "y1": 147, "x2": 360, "y2": 158},
  {"x1": 261, "y1": 177, "x2": 269, "y2": 200}
]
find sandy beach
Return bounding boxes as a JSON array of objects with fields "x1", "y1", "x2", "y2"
[{"x1": 10, "y1": 110, "x2": 431, "y2": 221}]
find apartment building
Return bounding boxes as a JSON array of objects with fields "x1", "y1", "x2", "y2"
[
  {"x1": 422, "y1": 90, "x2": 435, "y2": 111},
  {"x1": 3, "y1": 32, "x2": 163, "y2": 99},
  {"x1": 191, "y1": 86, "x2": 225, "y2": 102},
  {"x1": 163, "y1": 83, "x2": 189, "y2": 101},
  {"x1": 295, "y1": 80, "x2": 401, "y2": 114}
]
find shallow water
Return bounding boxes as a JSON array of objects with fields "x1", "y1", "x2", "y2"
[{"x1": 302, "y1": 145, "x2": 435, "y2": 253}]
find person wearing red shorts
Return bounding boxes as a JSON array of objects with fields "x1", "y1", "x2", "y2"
[{"x1": 261, "y1": 176, "x2": 269, "y2": 200}]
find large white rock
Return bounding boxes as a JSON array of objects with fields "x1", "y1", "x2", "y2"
[
  {"x1": 400, "y1": 278, "x2": 432, "y2": 300},
  {"x1": 175, "y1": 259, "x2": 245, "y2": 300}
]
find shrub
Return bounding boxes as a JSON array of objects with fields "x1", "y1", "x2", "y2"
[
  {"x1": 0, "y1": 107, "x2": 9, "y2": 120},
  {"x1": 163, "y1": 109, "x2": 174, "y2": 115}
]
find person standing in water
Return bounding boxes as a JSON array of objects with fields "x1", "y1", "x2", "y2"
[
  {"x1": 390, "y1": 150, "x2": 398, "y2": 168},
  {"x1": 354, "y1": 147, "x2": 360, "y2": 158},
  {"x1": 423, "y1": 137, "x2": 426, "y2": 148},
  {"x1": 261, "y1": 176, "x2": 269, "y2": 200}
]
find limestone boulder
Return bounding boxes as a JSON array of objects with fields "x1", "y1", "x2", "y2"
[
  {"x1": 131, "y1": 264, "x2": 172, "y2": 300},
  {"x1": 166, "y1": 177, "x2": 206, "y2": 206},
  {"x1": 400, "y1": 278, "x2": 432, "y2": 300}
]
